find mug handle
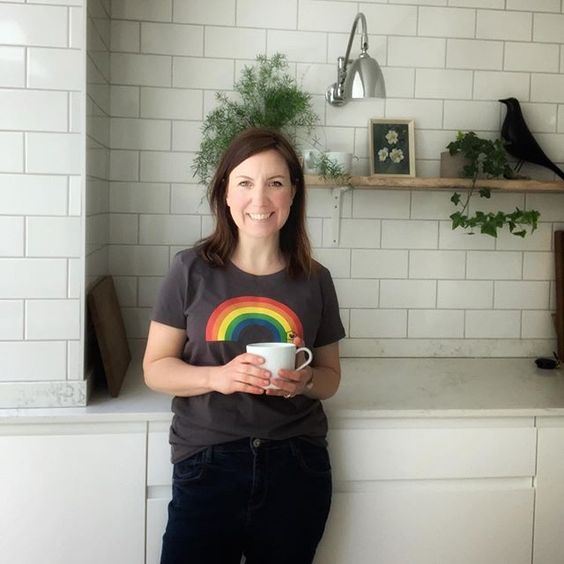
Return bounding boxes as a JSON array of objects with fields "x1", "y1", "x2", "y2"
[{"x1": 295, "y1": 347, "x2": 313, "y2": 371}]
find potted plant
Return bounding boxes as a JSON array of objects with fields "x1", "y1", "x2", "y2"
[
  {"x1": 192, "y1": 53, "x2": 319, "y2": 186},
  {"x1": 446, "y1": 131, "x2": 540, "y2": 238}
]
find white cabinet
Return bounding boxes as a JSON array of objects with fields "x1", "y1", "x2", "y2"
[
  {"x1": 533, "y1": 417, "x2": 564, "y2": 564},
  {"x1": 0, "y1": 421, "x2": 146, "y2": 564}
]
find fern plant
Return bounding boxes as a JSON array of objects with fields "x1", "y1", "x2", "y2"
[{"x1": 192, "y1": 53, "x2": 319, "y2": 186}]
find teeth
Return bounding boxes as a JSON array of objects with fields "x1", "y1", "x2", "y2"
[{"x1": 248, "y1": 213, "x2": 272, "y2": 220}]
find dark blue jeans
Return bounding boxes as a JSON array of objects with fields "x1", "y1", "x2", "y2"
[{"x1": 160, "y1": 437, "x2": 332, "y2": 564}]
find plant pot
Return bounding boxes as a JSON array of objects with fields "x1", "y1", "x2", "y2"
[
  {"x1": 302, "y1": 150, "x2": 322, "y2": 174},
  {"x1": 440, "y1": 151, "x2": 470, "y2": 178},
  {"x1": 325, "y1": 152, "x2": 353, "y2": 174}
]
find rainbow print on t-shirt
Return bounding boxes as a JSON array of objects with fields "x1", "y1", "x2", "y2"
[{"x1": 205, "y1": 296, "x2": 303, "y2": 343}]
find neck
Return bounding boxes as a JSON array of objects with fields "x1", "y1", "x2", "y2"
[{"x1": 230, "y1": 238, "x2": 285, "y2": 275}]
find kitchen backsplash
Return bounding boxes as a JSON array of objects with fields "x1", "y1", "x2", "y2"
[{"x1": 1, "y1": 0, "x2": 564, "y2": 405}]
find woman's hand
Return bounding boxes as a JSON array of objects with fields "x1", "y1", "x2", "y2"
[{"x1": 209, "y1": 352, "x2": 271, "y2": 395}]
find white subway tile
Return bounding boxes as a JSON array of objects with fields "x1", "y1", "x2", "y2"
[
  {"x1": 437, "y1": 280, "x2": 493, "y2": 308},
  {"x1": 140, "y1": 87, "x2": 202, "y2": 120},
  {"x1": 411, "y1": 191, "x2": 458, "y2": 220},
  {"x1": 26, "y1": 299, "x2": 80, "y2": 340},
  {"x1": 0, "y1": 342, "x2": 66, "y2": 382},
  {"x1": 308, "y1": 217, "x2": 323, "y2": 247},
  {"x1": 298, "y1": 63, "x2": 338, "y2": 97},
  {"x1": 0, "y1": 46, "x2": 24, "y2": 87},
  {"x1": 382, "y1": 220, "x2": 438, "y2": 249},
  {"x1": 0, "y1": 90, "x2": 67, "y2": 131},
  {"x1": 523, "y1": 252, "x2": 553, "y2": 280},
  {"x1": 322, "y1": 127, "x2": 356, "y2": 154},
  {"x1": 111, "y1": 20, "x2": 139, "y2": 53},
  {"x1": 172, "y1": 121, "x2": 203, "y2": 152},
  {"x1": 380, "y1": 279, "x2": 436, "y2": 308},
  {"x1": 138, "y1": 276, "x2": 162, "y2": 307},
  {"x1": 526, "y1": 194, "x2": 564, "y2": 223},
  {"x1": 439, "y1": 221, "x2": 496, "y2": 250},
  {"x1": 467, "y1": 251, "x2": 522, "y2": 279},
  {"x1": 418, "y1": 7, "x2": 475, "y2": 38},
  {"x1": 140, "y1": 152, "x2": 194, "y2": 183},
  {"x1": 0, "y1": 132, "x2": 23, "y2": 172},
  {"x1": 531, "y1": 75, "x2": 564, "y2": 104},
  {"x1": 171, "y1": 184, "x2": 210, "y2": 214},
  {"x1": 122, "y1": 306, "x2": 152, "y2": 339},
  {"x1": 69, "y1": 7, "x2": 83, "y2": 50},
  {"x1": 409, "y1": 250, "x2": 466, "y2": 278},
  {"x1": 508, "y1": 0, "x2": 560, "y2": 11},
  {"x1": 27, "y1": 217, "x2": 82, "y2": 257},
  {"x1": 473, "y1": 71, "x2": 530, "y2": 101},
  {"x1": 383, "y1": 67, "x2": 415, "y2": 98},
  {"x1": 385, "y1": 99, "x2": 443, "y2": 129},
  {"x1": 415, "y1": 69, "x2": 473, "y2": 99},
  {"x1": 142, "y1": 23, "x2": 203, "y2": 56},
  {"x1": 173, "y1": 0, "x2": 235, "y2": 26},
  {"x1": 465, "y1": 310, "x2": 521, "y2": 338},
  {"x1": 111, "y1": 85, "x2": 140, "y2": 117},
  {"x1": 114, "y1": 276, "x2": 138, "y2": 307},
  {"x1": 68, "y1": 176, "x2": 82, "y2": 216},
  {"x1": 443, "y1": 100, "x2": 500, "y2": 131},
  {"x1": 389, "y1": 37, "x2": 445, "y2": 68},
  {"x1": 111, "y1": 53, "x2": 172, "y2": 87},
  {"x1": 469, "y1": 191, "x2": 525, "y2": 216},
  {"x1": 110, "y1": 213, "x2": 138, "y2": 244},
  {"x1": 408, "y1": 309, "x2": 464, "y2": 338},
  {"x1": 109, "y1": 245, "x2": 170, "y2": 275},
  {"x1": 139, "y1": 214, "x2": 201, "y2": 245},
  {"x1": 68, "y1": 258, "x2": 82, "y2": 299},
  {"x1": 109, "y1": 150, "x2": 139, "y2": 181},
  {"x1": 0, "y1": 259, "x2": 66, "y2": 298},
  {"x1": 496, "y1": 223, "x2": 552, "y2": 251},
  {"x1": 26, "y1": 133, "x2": 82, "y2": 175},
  {"x1": 173, "y1": 57, "x2": 233, "y2": 89},
  {"x1": 495, "y1": 281, "x2": 549, "y2": 309},
  {"x1": 326, "y1": 97, "x2": 385, "y2": 127},
  {"x1": 477, "y1": 10, "x2": 532, "y2": 41},
  {"x1": 0, "y1": 5, "x2": 67, "y2": 47},
  {"x1": 112, "y1": 0, "x2": 172, "y2": 21},
  {"x1": 267, "y1": 30, "x2": 326, "y2": 63},
  {"x1": 351, "y1": 249, "x2": 408, "y2": 278},
  {"x1": 533, "y1": 13, "x2": 564, "y2": 42},
  {"x1": 205, "y1": 26, "x2": 265, "y2": 59},
  {"x1": 350, "y1": 309, "x2": 407, "y2": 338},
  {"x1": 533, "y1": 133, "x2": 564, "y2": 163},
  {"x1": 415, "y1": 160, "x2": 440, "y2": 178},
  {"x1": 28, "y1": 48, "x2": 83, "y2": 91},
  {"x1": 414, "y1": 129, "x2": 454, "y2": 160},
  {"x1": 352, "y1": 190, "x2": 410, "y2": 219},
  {"x1": 0, "y1": 174, "x2": 67, "y2": 215},
  {"x1": 0, "y1": 301, "x2": 23, "y2": 339},
  {"x1": 390, "y1": 0, "x2": 446, "y2": 4},
  {"x1": 70, "y1": 91, "x2": 83, "y2": 134},
  {"x1": 504, "y1": 42, "x2": 559, "y2": 73},
  {"x1": 67, "y1": 339, "x2": 83, "y2": 380},
  {"x1": 447, "y1": 39, "x2": 503, "y2": 70},
  {"x1": 327, "y1": 218, "x2": 381, "y2": 248},
  {"x1": 110, "y1": 182, "x2": 170, "y2": 213},
  {"x1": 299, "y1": 0, "x2": 358, "y2": 32},
  {"x1": 313, "y1": 248, "x2": 351, "y2": 278},
  {"x1": 110, "y1": 118, "x2": 171, "y2": 150},
  {"x1": 238, "y1": 0, "x2": 297, "y2": 29},
  {"x1": 522, "y1": 310, "x2": 555, "y2": 339},
  {"x1": 517, "y1": 103, "x2": 557, "y2": 134},
  {"x1": 333, "y1": 279, "x2": 380, "y2": 308},
  {"x1": 359, "y1": 4, "x2": 418, "y2": 36},
  {"x1": 0, "y1": 217, "x2": 23, "y2": 256}
]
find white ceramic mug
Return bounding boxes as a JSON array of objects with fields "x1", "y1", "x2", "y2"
[{"x1": 246, "y1": 342, "x2": 313, "y2": 389}]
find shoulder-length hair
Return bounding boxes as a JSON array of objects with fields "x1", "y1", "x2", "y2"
[{"x1": 197, "y1": 127, "x2": 314, "y2": 278}]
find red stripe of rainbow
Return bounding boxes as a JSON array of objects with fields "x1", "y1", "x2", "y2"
[{"x1": 205, "y1": 296, "x2": 303, "y2": 343}]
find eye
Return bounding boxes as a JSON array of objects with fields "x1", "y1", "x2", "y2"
[
  {"x1": 269, "y1": 180, "x2": 284, "y2": 188},
  {"x1": 238, "y1": 180, "x2": 251, "y2": 188}
]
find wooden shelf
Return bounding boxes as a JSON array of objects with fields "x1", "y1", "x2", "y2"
[{"x1": 304, "y1": 175, "x2": 564, "y2": 192}]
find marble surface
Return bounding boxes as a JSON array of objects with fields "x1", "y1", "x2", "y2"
[{"x1": 2, "y1": 357, "x2": 564, "y2": 423}]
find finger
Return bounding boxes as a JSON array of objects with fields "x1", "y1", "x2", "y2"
[
  {"x1": 240, "y1": 353, "x2": 265, "y2": 365},
  {"x1": 292, "y1": 335, "x2": 305, "y2": 347},
  {"x1": 277, "y1": 368, "x2": 301, "y2": 382},
  {"x1": 235, "y1": 381, "x2": 266, "y2": 395}
]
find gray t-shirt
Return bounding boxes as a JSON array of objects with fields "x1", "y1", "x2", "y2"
[{"x1": 152, "y1": 247, "x2": 346, "y2": 463}]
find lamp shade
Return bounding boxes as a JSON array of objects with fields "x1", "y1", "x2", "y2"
[{"x1": 343, "y1": 52, "x2": 386, "y2": 99}]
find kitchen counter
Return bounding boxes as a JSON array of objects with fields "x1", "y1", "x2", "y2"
[{"x1": 2, "y1": 357, "x2": 564, "y2": 423}]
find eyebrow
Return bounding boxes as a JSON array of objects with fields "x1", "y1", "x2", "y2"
[{"x1": 234, "y1": 174, "x2": 288, "y2": 180}]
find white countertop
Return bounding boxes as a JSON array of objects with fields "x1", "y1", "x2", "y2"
[{"x1": 2, "y1": 357, "x2": 564, "y2": 423}]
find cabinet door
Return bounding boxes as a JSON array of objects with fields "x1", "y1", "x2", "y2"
[
  {"x1": 534, "y1": 422, "x2": 564, "y2": 564},
  {"x1": 0, "y1": 422, "x2": 146, "y2": 564}
]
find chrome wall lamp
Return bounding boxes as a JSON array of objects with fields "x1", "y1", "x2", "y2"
[{"x1": 326, "y1": 12, "x2": 386, "y2": 106}]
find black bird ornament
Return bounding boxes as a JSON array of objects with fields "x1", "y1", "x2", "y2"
[{"x1": 499, "y1": 97, "x2": 564, "y2": 180}]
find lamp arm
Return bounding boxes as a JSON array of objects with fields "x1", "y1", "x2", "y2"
[{"x1": 341, "y1": 12, "x2": 369, "y2": 76}]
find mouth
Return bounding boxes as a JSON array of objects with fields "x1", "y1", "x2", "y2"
[{"x1": 247, "y1": 212, "x2": 274, "y2": 221}]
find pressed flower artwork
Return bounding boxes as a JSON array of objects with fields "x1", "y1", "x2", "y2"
[{"x1": 368, "y1": 119, "x2": 415, "y2": 176}]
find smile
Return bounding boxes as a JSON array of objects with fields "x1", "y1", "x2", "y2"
[{"x1": 247, "y1": 213, "x2": 273, "y2": 221}]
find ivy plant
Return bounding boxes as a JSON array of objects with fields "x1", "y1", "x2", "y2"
[
  {"x1": 447, "y1": 131, "x2": 540, "y2": 238},
  {"x1": 192, "y1": 53, "x2": 319, "y2": 186}
]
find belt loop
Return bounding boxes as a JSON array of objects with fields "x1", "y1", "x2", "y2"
[{"x1": 205, "y1": 445, "x2": 214, "y2": 464}]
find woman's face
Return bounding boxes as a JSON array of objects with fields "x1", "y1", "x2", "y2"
[{"x1": 226, "y1": 149, "x2": 295, "y2": 244}]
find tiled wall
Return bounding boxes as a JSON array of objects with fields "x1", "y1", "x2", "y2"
[
  {"x1": 107, "y1": 0, "x2": 564, "y2": 359},
  {"x1": 0, "y1": 0, "x2": 86, "y2": 407}
]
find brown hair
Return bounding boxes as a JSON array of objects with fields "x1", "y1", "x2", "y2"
[{"x1": 197, "y1": 127, "x2": 314, "y2": 278}]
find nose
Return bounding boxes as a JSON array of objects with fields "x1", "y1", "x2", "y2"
[{"x1": 251, "y1": 183, "x2": 270, "y2": 205}]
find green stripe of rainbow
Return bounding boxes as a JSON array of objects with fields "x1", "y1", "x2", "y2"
[{"x1": 205, "y1": 296, "x2": 303, "y2": 343}]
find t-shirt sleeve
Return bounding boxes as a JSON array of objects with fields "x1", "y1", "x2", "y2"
[
  {"x1": 151, "y1": 252, "x2": 188, "y2": 330},
  {"x1": 314, "y1": 266, "x2": 346, "y2": 348}
]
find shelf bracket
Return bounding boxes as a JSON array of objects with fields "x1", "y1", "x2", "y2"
[{"x1": 329, "y1": 185, "x2": 352, "y2": 247}]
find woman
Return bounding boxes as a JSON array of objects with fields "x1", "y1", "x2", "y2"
[{"x1": 144, "y1": 127, "x2": 345, "y2": 564}]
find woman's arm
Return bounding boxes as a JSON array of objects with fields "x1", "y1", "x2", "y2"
[
  {"x1": 269, "y1": 341, "x2": 341, "y2": 400},
  {"x1": 143, "y1": 321, "x2": 270, "y2": 397}
]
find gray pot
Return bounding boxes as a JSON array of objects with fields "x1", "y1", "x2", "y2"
[{"x1": 440, "y1": 151, "x2": 471, "y2": 178}]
